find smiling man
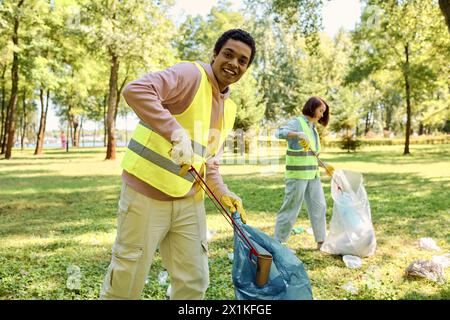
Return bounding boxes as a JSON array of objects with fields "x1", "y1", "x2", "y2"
[{"x1": 100, "y1": 29, "x2": 256, "y2": 300}]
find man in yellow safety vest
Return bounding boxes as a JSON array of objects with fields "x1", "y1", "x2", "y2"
[{"x1": 100, "y1": 29, "x2": 256, "y2": 300}]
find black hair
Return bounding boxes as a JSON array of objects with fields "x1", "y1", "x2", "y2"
[
  {"x1": 213, "y1": 29, "x2": 256, "y2": 67},
  {"x1": 302, "y1": 96, "x2": 330, "y2": 127}
]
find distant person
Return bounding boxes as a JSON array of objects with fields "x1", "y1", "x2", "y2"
[
  {"x1": 274, "y1": 97, "x2": 335, "y2": 250},
  {"x1": 100, "y1": 29, "x2": 256, "y2": 300},
  {"x1": 60, "y1": 131, "x2": 66, "y2": 149}
]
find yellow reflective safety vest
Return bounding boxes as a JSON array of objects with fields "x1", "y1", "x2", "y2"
[
  {"x1": 285, "y1": 116, "x2": 321, "y2": 179},
  {"x1": 121, "y1": 62, "x2": 237, "y2": 197}
]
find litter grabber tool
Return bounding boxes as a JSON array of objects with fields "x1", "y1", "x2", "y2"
[
  {"x1": 180, "y1": 164, "x2": 272, "y2": 287},
  {"x1": 308, "y1": 149, "x2": 343, "y2": 192}
]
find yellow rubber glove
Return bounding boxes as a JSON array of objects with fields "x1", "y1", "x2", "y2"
[
  {"x1": 299, "y1": 139, "x2": 310, "y2": 151},
  {"x1": 324, "y1": 163, "x2": 335, "y2": 177},
  {"x1": 296, "y1": 132, "x2": 310, "y2": 151},
  {"x1": 178, "y1": 164, "x2": 191, "y2": 176},
  {"x1": 221, "y1": 193, "x2": 247, "y2": 224}
]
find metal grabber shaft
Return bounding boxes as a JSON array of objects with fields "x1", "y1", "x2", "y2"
[{"x1": 181, "y1": 164, "x2": 272, "y2": 286}]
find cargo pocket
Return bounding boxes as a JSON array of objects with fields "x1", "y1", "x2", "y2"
[
  {"x1": 116, "y1": 185, "x2": 147, "y2": 246},
  {"x1": 116, "y1": 184, "x2": 136, "y2": 234},
  {"x1": 108, "y1": 242, "x2": 144, "y2": 298}
]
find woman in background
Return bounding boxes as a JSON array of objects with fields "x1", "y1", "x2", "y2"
[{"x1": 274, "y1": 96, "x2": 334, "y2": 250}]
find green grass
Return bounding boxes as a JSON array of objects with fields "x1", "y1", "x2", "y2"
[{"x1": 0, "y1": 144, "x2": 449, "y2": 300}]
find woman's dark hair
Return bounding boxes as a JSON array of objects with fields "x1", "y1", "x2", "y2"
[
  {"x1": 302, "y1": 96, "x2": 330, "y2": 127},
  {"x1": 213, "y1": 29, "x2": 256, "y2": 67}
]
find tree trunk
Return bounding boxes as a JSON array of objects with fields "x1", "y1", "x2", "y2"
[
  {"x1": 5, "y1": 1, "x2": 24, "y2": 159},
  {"x1": 403, "y1": 43, "x2": 411, "y2": 155},
  {"x1": 346, "y1": 128, "x2": 350, "y2": 153},
  {"x1": 385, "y1": 104, "x2": 392, "y2": 132},
  {"x1": 0, "y1": 64, "x2": 7, "y2": 151},
  {"x1": 103, "y1": 94, "x2": 107, "y2": 147},
  {"x1": 0, "y1": 106, "x2": 7, "y2": 154},
  {"x1": 72, "y1": 117, "x2": 79, "y2": 147},
  {"x1": 418, "y1": 122, "x2": 424, "y2": 135},
  {"x1": 364, "y1": 112, "x2": 370, "y2": 135},
  {"x1": 20, "y1": 89, "x2": 27, "y2": 150},
  {"x1": 116, "y1": 76, "x2": 128, "y2": 119},
  {"x1": 34, "y1": 88, "x2": 49, "y2": 155},
  {"x1": 93, "y1": 124, "x2": 96, "y2": 147},
  {"x1": 105, "y1": 53, "x2": 119, "y2": 160},
  {"x1": 439, "y1": 0, "x2": 450, "y2": 33},
  {"x1": 77, "y1": 117, "x2": 84, "y2": 147},
  {"x1": 66, "y1": 106, "x2": 71, "y2": 152}
]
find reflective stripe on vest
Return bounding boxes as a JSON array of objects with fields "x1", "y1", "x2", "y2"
[
  {"x1": 138, "y1": 120, "x2": 207, "y2": 158},
  {"x1": 285, "y1": 116, "x2": 321, "y2": 180},
  {"x1": 121, "y1": 61, "x2": 237, "y2": 197}
]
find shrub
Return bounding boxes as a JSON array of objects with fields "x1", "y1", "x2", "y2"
[{"x1": 339, "y1": 134, "x2": 362, "y2": 153}]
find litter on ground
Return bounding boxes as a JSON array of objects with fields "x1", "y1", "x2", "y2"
[
  {"x1": 405, "y1": 260, "x2": 445, "y2": 283},
  {"x1": 419, "y1": 238, "x2": 441, "y2": 251},
  {"x1": 341, "y1": 281, "x2": 358, "y2": 295},
  {"x1": 342, "y1": 255, "x2": 362, "y2": 269}
]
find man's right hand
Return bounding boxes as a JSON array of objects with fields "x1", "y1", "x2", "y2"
[{"x1": 170, "y1": 130, "x2": 194, "y2": 169}]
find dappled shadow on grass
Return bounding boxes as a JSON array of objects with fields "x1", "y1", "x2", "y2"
[
  {"x1": 44, "y1": 149, "x2": 108, "y2": 155},
  {"x1": 0, "y1": 240, "x2": 113, "y2": 299},
  {"x1": 1, "y1": 154, "x2": 94, "y2": 161},
  {"x1": 0, "y1": 171, "x2": 122, "y2": 239},
  {"x1": 8, "y1": 156, "x2": 100, "y2": 161},
  {"x1": 1, "y1": 147, "x2": 126, "y2": 161},
  {"x1": 0, "y1": 169, "x2": 54, "y2": 176},
  {"x1": 2, "y1": 173, "x2": 120, "y2": 192}
]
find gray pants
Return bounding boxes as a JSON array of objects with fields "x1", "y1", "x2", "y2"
[{"x1": 274, "y1": 178, "x2": 327, "y2": 243}]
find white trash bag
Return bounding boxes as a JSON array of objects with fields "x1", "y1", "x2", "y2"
[{"x1": 321, "y1": 169, "x2": 376, "y2": 257}]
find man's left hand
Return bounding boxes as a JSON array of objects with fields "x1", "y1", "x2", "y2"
[{"x1": 221, "y1": 192, "x2": 247, "y2": 224}]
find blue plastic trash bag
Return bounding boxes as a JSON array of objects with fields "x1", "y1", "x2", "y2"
[{"x1": 231, "y1": 212, "x2": 313, "y2": 300}]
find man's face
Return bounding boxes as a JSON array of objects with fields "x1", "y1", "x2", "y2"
[{"x1": 211, "y1": 39, "x2": 252, "y2": 91}]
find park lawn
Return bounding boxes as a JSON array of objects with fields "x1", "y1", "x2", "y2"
[{"x1": 0, "y1": 143, "x2": 449, "y2": 300}]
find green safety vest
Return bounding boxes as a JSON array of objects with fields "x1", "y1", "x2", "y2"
[
  {"x1": 121, "y1": 62, "x2": 237, "y2": 197},
  {"x1": 285, "y1": 116, "x2": 321, "y2": 180}
]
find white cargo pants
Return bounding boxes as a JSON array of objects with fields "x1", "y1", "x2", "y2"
[{"x1": 100, "y1": 183, "x2": 209, "y2": 300}]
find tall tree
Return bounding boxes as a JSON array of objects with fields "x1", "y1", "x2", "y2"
[
  {"x1": 348, "y1": 0, "x2": 449, "y2": 154},
  {"x1": 0, "y1": 61, "x2": 10, "y2": 154},
  {"x1": 0, "y1": 4, "x2": 11, "y2": 154},
  {"x1": 252, "y1": 0, "x2": 325, "y2": 51},
  {"x1": 28, "y1": 3, "x2": 61, "y2": 155},
  {"x1": 34, "y1": 88, "x2": 51, "y2": 154},
  {"x1": 82, "y1": 0, "x2": 176, "y2": 160},
  {"x1": 3, "y1": 0, "x2": 25, "y2": 159}
]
